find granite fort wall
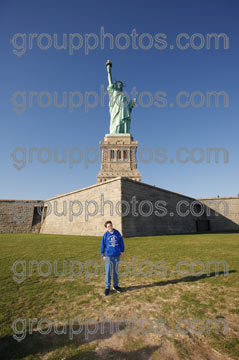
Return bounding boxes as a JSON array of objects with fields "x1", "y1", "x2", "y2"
[
  {"x1": 120, "y1": 178, "x2": 239, "y2": 237},
  {"x1": 121, "y1": 178, "x2": 209, "y2": 237},
  {"x1": 198, "y1": 197, "x2": 239, "y2": 232},
  {"x1": 1, "y1": 179, "x2": 238, "y2": 236},
  {"x1": 40, "y1": 178, "x2": 122, "y2": 236},
  {"x1": 0, "y1": 200, "x2": 43, "y2": 233}
]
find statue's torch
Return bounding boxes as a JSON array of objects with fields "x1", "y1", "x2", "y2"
[{"x1": 106, "y1": 60, "x2": 112, "y2": 68}]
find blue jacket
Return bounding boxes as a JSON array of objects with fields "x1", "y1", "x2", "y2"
[{"x1": 100, "y1": 229, "x2": 125, "y2": 257}]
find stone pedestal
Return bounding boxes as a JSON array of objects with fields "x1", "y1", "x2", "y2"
[{"x1": 97, "y1": 134, "x2": 141, "y2": 183}]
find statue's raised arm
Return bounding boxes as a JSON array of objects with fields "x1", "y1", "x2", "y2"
[{"x1": 106, "y1": 60, "x2": 113, "y2": 86}]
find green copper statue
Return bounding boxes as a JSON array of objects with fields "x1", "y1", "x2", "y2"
[{"x1": 106, "y1": 60, "x2": 136, "y2": 134}]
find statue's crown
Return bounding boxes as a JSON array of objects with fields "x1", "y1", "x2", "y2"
[{"x1": 114, "y1": 80, "x2": 125, "y2": 88}]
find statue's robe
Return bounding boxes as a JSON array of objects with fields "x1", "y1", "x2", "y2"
[{"x1": 107, "y1": 84, "x2": 133, "y2": 134}]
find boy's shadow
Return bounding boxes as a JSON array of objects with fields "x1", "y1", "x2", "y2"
[{"x1": 120, "y1": 270, "x2": 237, "y2": 292}]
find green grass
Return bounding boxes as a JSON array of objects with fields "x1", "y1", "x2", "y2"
[{"x1": 0, "y1": 233, "x2": 239, "y2": 359}]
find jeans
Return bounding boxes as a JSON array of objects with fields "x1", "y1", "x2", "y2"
[{"x1": 105, "y1": 256, "x2": 120, "y2": 289}]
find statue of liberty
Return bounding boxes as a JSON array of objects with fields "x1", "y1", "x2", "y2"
[{"x1": 106, "y1": 60, "x2": 136, "y2": 134}]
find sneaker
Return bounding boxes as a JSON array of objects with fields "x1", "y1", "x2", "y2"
[
  {"x1": 104, "y1": 288, "x2": 110, "y2": 296},
  {"x1": 113, "y1": 286, "x2": 122, "y2": 293}
]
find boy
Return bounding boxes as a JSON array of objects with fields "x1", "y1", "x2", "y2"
[{"x1": 100, "y1": 220, "x2": 125, "y2": 296}]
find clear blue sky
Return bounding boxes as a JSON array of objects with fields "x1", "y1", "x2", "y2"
[{"x1": 0, "y1": 0, "x2": 238, "y2": 200}]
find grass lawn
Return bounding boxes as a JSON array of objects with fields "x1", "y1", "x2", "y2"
[{"x1": 0, "y1": 232, "x2": 238, "y2": 359}]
